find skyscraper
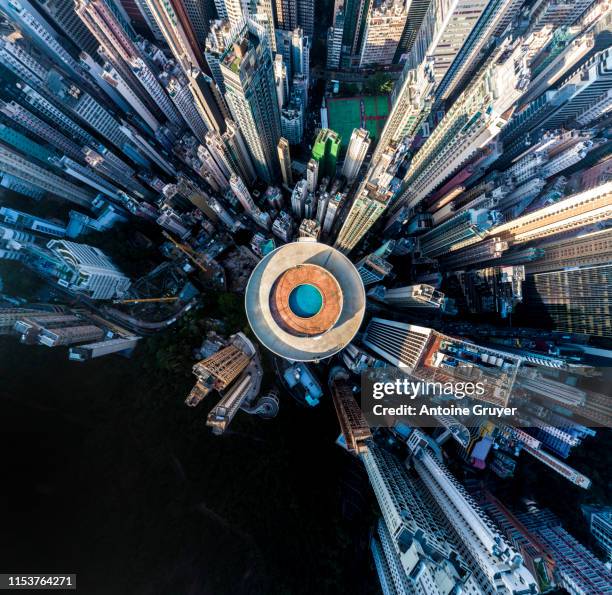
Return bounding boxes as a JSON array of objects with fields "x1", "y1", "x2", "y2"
[
  {"x1": 142, "y1": 0, "x2": 226, "y2": 132},
  {"x1": 277, "y1": 137, "x2": 293, "y2": 187},
  {"x1": 334, "y1": 183, "x2": 390, "y2": 254},
  {"x1": 362, "y1": 441, "x2": 485, "y2": 594},
  {"x1": 45, "y1": 240, "x2": 131, "y2": 299},
  {"x1": 340, "y1": 128, "x2": 370, "y2": 184},
  {"x1": 371, "y1": 0, "x2": 490, "y2": 165},
  {"x1": 330, "y1": 368, "x2": 371, "y2": 454},
  {"x1": 220, "y1": 20, "x2": 282, "y2": 183},
  {"x1": 358, "y1": 0, "x2": 409, "y2": 67}
]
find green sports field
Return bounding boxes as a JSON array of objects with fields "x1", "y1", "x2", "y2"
[{"x1": 326, "y1": 95, "x2": 391, "y2": 151}]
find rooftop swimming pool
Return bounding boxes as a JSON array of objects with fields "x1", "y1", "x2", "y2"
[{"x1": 288, "y1": 284, "x2": 323, "y2": 318}]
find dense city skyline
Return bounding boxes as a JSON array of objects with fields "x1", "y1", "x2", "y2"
[{"x1": 0, "y1": 0, "x2": 611, "y2": 592}]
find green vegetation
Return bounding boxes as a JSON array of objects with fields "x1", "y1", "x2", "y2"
[{"x1": 364, "y1": 72, "x2": 394, "y2": 95}]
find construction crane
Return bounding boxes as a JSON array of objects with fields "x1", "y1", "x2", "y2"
[
  {"x1": 112, "y1": 297, "x2": 179, "y2": 304},
  {"x1": 162, "y1": 231, "x2": 209, "y2": 274}
]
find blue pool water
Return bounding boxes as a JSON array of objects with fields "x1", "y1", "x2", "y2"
[{"x1": 288, "y1": 284, "x2": 323, "y2": 318}]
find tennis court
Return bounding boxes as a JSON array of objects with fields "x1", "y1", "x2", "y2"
[{"x1": 327, "y1": 95, "x2": 391, "y2": 151}]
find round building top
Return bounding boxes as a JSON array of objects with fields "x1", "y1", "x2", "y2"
[
  {"x1": 270, "y1": 264, "x2": 342, "y2": 336},
  {"x1": 245, "y1": 240, "x2": 366, "y2": 361}
]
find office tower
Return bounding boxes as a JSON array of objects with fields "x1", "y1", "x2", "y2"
[
  {"x1": 297, "y1": 0, "x2": 313, "y2": 37},
  {"x1": 291, "y1": 28, "x2": 308, "y2": 79},
  {"x1": 326, "y1": 12, "x2": 343, "y2": 69},
  {"x1": 358, "y1": 0, "x2": 409, "y2": 67},
  {"x1": 372, "y1": 0, "x2": 490, "y2": 164},
  {"x1": 0, "y1": 100, "x2": 81, "y2": 164},
  {"x1": 516, "y1": 508, "x2": 612, "y2": 595},
  {"x1": 523, "y1": 265, "x2": 611, "y2": 338},
  {"x1": 44, "y1": 240, "x2": 131, "y2": 299},
  {"x1": 407, "y1": 431, "x2": 539, "y2": 593},
  {"x1": 290, "y1": 179, "x2": 308, "y2": 218},
  {"x1": 277, "y1": 137, "x2": 293, "y2": 187},
  {"x1": 582, "y1": 505, "x2": 612, "y2": 562},
  {"x1": 306, "y1": 158, "x2": 319, "y2": 192},
  {"x1": 0, "y1": 144, "x2": 94, "y2": 207},
  {"x1": 271, "y1": 210, "x2": 294, "y2": 242},
  {"x1": 220, "y1": 21, "x2": 281, "y2": 183},
  {"x1": 156, "y1": 207, "x2": 191, "y2": 238},
  {"x1": 418, "y1": 209, "x2": 502, "y2": 259},
  {"x1": 363, "y1": 442, "x2": 482, "y2": 594},
  {"x1": 311, "y1": 129, "x2": 341, "y2": 179},
  {"x1": 397, "y1": 40, "x2": 530, "y2": 209},
  {"x1": 334, "y1": 183, "x2": 390, "y2": 254},
  {"x1": 142, "y1": 0, "x2": 226, "y2": 133},
  {"x1": 276, "y1": 0, "x2": 298, "y2": 31},
  {"x1": 163, "y1": 71, "x2": 208, "y2": 141},
  {"x1": 329, "y1": 367, "x2": 370, "y2": 455},
  {"x1": 493, "y1": 181, "x2": 612, "y2": 245},
  {"x1": 341, "y1": 128, "x2": 370, "y2": 185},
  {"x1": 375, "y1": 284, "x2": 447, "y2": 309},
  {"x1": 355, "y1": 254, "x2": 392, "y2": 286},
  {"x1": 298, "y1": 218, "x2": 320, "y2": 240},
  {"x1": 187, "y1": 343, "x2": 251, "y2": 405},
  {"x1": 118, "y1": 123, "x2": 176, "y2": 175},
  {"x1": 197, "y1": 144, "x2": 230, "y2": 189},
  {"x1": 475, "y1": 491, "x2": 556, "y2": 592},
  {"x1": 263, "y1": 186, "x2": 283, "y2": 210},
  {"x1": 274, "y1": 0, "x2": 312, "y2": 35}
]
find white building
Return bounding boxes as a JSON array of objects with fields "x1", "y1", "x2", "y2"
[
  {"x1": 341, "y1": 128, "x2": 370, "y2": 184},
  {"x1": 46, "y1": 240, "x2": 131, "y2": 300}
]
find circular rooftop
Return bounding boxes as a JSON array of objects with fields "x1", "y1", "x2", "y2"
[{"x1": 245, "y1": 240, "x2": 366, "y2": 362}]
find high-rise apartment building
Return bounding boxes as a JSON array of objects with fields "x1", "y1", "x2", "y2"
[
  {"x1": 142, "y1": 0, "x2": 226, "y2": 132},
  {"x1": 341, "y1": 128, "x2": 370, "y2": 184},
  {"x1": 220, "y1": 20, "x2": 281, "y2": 183},
  {"x1": 329, "y1": 367, "x2": 371, "y2": 454},
  {"x1": 407, "y1": 431, "x2": 539, "y2": 593},
  {"x1": 277, "y1": 137, "x2": 293, "y2": 187},
  {"x1": 334, "y1": 183, "x2": 390, "y2": 254},
  {"x1": 187, "y1": 343, "x2": 251, "y2": 405},
  {"x1": 371, "y1": 0, "x2": 490, "y2": 164},
  {"x1": 363, "y1": 441, "x2": 484, "y2": 594},
  {"x1": 358, "y1": 0, "x2": 409, "y2": 67}
]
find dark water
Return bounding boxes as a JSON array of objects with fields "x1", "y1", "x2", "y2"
[{"x1": 0, "y1": 338, "x2": 378, "y2": 595}]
